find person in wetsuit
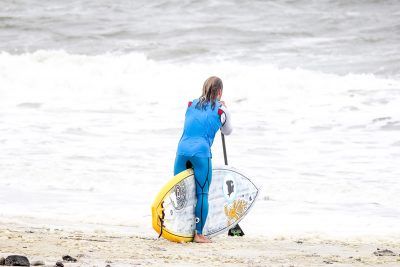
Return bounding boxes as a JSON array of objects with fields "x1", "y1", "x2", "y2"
[{"x1": 174, "y1": 76, "x2": 232, "y2": 243}]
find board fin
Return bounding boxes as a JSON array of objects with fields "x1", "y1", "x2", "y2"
[{"x1": 228, "y1": 224, "x2": 245, "y2": 236}]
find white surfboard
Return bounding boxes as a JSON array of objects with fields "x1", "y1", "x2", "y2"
[{"x1": 151, "y1": 166, "x2": 258, "y2": 242}]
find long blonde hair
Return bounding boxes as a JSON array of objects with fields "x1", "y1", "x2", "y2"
[{"x1": 196, "y1": 76, "x2": 223, "y2": 110}]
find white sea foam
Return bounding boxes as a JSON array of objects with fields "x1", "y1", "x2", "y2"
[{"x1": 1, "y1": 51, "x2": 400, "y2": 239}]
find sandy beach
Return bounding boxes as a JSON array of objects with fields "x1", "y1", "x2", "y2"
[{"x1": 1, "y1": 222, "x2": 399, "y2": 267}]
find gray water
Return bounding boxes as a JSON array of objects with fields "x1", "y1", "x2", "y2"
[{"x1": 1, "y1": 0, "x2": 399, "y2": 77}]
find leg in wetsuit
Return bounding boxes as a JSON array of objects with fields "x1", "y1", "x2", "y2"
[{"x1": 174, "y1": 155, "x2": 212, "y2": 234}]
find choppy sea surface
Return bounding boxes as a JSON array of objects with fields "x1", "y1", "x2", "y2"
[{"x1": 0, "y1": 0, "x2": 399, "y2": 238}]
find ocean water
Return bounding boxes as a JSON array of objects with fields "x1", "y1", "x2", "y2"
[{"x1": 0, "y1": 1, "x2": 399, "y2": 239}]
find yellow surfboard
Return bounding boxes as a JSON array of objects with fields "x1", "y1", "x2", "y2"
[
  {"x1": 151, "y1": 167, "x2": 258, "y2": 243},
  {"x1": 151, "y1": 169, "x2": 195, "y2": 242}
]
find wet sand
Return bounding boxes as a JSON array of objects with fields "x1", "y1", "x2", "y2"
[{"x1": 1, "y1": 223, "x2": 399, "y2": 266}]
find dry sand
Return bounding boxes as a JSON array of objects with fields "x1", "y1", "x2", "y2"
[{"x1": 1, "y1": 223, "x2": 400, "y2": 267}]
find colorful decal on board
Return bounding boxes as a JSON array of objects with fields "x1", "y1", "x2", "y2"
[{"x1": 224, "y1": 199, "x2": 248, "y2": 225}]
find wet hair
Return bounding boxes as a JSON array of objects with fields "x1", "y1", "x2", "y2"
[{"x1": 196, "y1": 76, "x2": 223, "y2": 110}]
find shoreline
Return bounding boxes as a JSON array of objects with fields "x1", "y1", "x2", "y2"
[{"x1": 1, "y1": 223, "x2": 399, "y2": 266}]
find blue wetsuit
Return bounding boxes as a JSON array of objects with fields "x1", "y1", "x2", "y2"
[{"x1": 174, "y1": 99, "x2": 222, "y2": 234}]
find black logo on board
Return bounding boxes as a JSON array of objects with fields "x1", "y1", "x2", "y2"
[
  {"x1": 172, "y1": 182, "x2": 186, "y2": 210},
  {"x1": 226, "y1": 180, "x2": 234, "y2": 197}
]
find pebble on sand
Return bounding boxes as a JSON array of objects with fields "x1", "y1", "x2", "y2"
[
  {"x1": 373, "y1": 248, "x2": 397, "y2": 257},
  {"x1": 62, "y1": 255, "x2": 77, "y2": 262},
  {"x1": 31, "y1": 260, "x2": 45, "y2": 266},
  {"x1": 5, "y1": 255, "x2": 30, "y2": 266}
]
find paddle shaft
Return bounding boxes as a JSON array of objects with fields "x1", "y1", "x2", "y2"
[
  {"x1": 222, "y1": 132, "x2": 245, "y2": 236},
  {"x1": 221, "y1": 133, "x2": 228, "y2": 165}
]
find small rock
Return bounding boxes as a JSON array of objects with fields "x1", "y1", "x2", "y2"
[
  {"x1": 5, "y1": 255, "x2": 30, "y2": 266},
  {"x1": 55, "y1": 261, "x2": 64, "y2": 267},
  {"x1": 152, "y1": 246, "x2": 166, "y2": 251},
  {"x1": 105, "y1": 265, "x2": 111, "y2": 267},
  {"x1": 373, "y1": 248, "x2": 396, "y2": 256},
  {"x1": 31, "y1": 260, "x2": 45, "y2": 266},
  {"x1": 62, "y1": 255, "x2": 77, "y2": 262},
  {"x1": 0, "y1": 257, "x2": 5, "y2": 265},
  {"x1": 323, "y1": 260, "x2": 333, "y2": 264}
]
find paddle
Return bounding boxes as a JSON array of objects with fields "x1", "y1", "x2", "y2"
[
  {"x1": 221, "y1": 133, "x2": 228, "y2": 165},
  {"x1": 222, "y1": 133, "x2": 245, "y2": 237}
]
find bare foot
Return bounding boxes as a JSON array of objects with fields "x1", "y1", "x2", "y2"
[{"x1": 193, "y1": 234, "x2": 212, "y2": 243}]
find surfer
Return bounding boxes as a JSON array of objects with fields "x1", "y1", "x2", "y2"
[{"x1": 174, "y1": 76, "x2": 232, "y2": 243}]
